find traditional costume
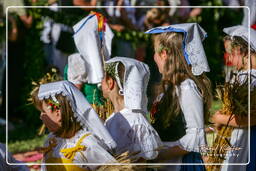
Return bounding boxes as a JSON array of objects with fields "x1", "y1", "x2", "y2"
[
  {"x1": 64, "y1": 12, "x2": 114, "y2": 120},
  {"x1": 104, "y1": 57, "x2": 163, "y2": 160},
  {"x1": 38, "y1": 81, "x2": 116, "y2": 171},
  {"x1": 220, "y1": 25, "x2": 256, "y2": 171},
  {"x1": 145, "y1": 23, "x2": 210, "y2": 170}
]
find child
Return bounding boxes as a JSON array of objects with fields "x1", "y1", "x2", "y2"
[
  {"x1": 211, "y1": 25, "x2": 256, "y2": 171},
  {"x1": 65, "y1": 12, "x2": 114, "y2": 120},
  {"x1": 145, "y1": 23, "x2": 212, "y2": 170},
  {"x1": 31, "y1": 80, "x2": 116, "y2": 170},
  {"x1": 102, "y1": 57, "x2": 162, "y2": 161}
]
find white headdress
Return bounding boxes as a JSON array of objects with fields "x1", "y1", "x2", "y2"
[
  {"x1": 38, "y1": 80, "x2": 116, "y2": 150},
  {"x1": 106, "y1": 57, "x2": 150, "y2": 113},
  {"x1": 223, "y1": 25, "x2": 256, "y2": 52},
  {"x1": 67, "y1": 53, "x2": 87, "y2": 85},
  {"x1": 73, "y1": 12, "x2": 114, "y2": 84},
  {"x1": 145, "y1": 23, "x2": 210, "y2": 76}
]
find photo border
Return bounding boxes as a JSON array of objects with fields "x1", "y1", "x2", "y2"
[{"x1": 5, "y1": 5, "x2": 251, "y2": 166}]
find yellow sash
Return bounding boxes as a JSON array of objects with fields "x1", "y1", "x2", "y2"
[{"x1": 45, "y1": 133, "x2": 91, "y2": 171}]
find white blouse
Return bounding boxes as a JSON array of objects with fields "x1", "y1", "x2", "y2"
[
  {"x1": 105, "y1": 108, "x2": 163, "y2": 160},
  {"x1": 158, "y1": 79, "x2": 206, "y2": 171},
  {"x1": 176, "y1": 79, "x2": 206, "y2": 152},
  {"x1": 42, "y1": 129, "x2": 116, "y2": 171},
  {"x1": 163, "y1": 79, "x2": 206, "y2": 153}
]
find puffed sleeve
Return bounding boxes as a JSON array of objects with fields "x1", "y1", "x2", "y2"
[
  {"x1": 176, "y1": 79, "x2": 206, "y2": 152},
  {"x1": 129, "y1": 123, "x2": 163, "y2": 160}
]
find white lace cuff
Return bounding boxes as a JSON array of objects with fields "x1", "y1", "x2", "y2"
[{"x1": 178, "y1": 128, "x2": 206, "y2": 152}]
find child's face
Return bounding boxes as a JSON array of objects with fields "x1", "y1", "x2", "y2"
[
  {"x1": 40, "y1": 101, "x2": 62, "y2": 133},
  {"x1": 231, "y1": 46, "x2": 246, "y2": 70},
  {"x1": 101, "y1": 75, "x2": 111, "y2": 99}
]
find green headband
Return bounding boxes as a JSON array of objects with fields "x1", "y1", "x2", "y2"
[
  {"x1": 156, "y1": 44, "x2": 170, "y2": 53},
  {"x1": 105, "y1": 62, "x2": 124, "y2": 95}
]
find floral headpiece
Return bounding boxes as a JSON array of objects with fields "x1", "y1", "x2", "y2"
[
  {"x1": 46, "y1": 96, "x2": 60, "y2": 110},
  {"x1": 156, "y1": 44, "x2": 170, "y2": 53},
  {"x1": 105, "y1": 62, "x2": 118, "y2": 78},
  {"x1": 105, "y1": 62, "x2": 124, "y2": 95}
]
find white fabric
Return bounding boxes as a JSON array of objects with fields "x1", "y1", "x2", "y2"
[
  {"x1": 105, "y1": 108, "x2": 162, "y2": 160},
  {"x1": 221, "y1": 128, "x2": 248, "y2": 171},
  {"x1": 0, "y1": 143, "x2": 29, "y2": 171},
  {"x1": 158, "y1": 79, "x2": 206, "y2": 171},
  {"x1": 38, "y1": 80, "x2": 116, "y2": 150},
  {"x1": 42, "y1": 129, "x2": 116, "y2": 171},
  {"x1": 223, "y1": 25, "x2": 256, "y2": 51},
  {"x1": 40, "y1": 18, "x2": 53, "y2": 44},
  {"x1": 159, "y1": 79, "x2": 206, "y2": 152},
  {"x1": 145, "y1": 23, "x2": 210, "y2": 76},
  {"x1": 73, "y1": 14, "x2": 114, "y2": 84},
  {"x1": 242, "y1": 0, "x2": 256, "y2": 27},
  {"x1": 106, "y1": 57, "x2": 150, "y2": 113},
  {"x1": 51, "y1": 23, "x2": 61, "y2": 44},
  {"x1": 67, "y1": 53, "x2": 87, "y2": 85},
  {"x1": 235, "y1": 69, "x2": 256, "y2": 88},
  {"x1": 176, "y1": 79, "x2": 206, "y2": 152},
  {"x1": 221, "y1": 69, "x2": 256, "y2": 171}
]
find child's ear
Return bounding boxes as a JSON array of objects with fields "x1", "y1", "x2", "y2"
[
  {"x1": 161, "y1": 50, "x2": 168, "y2": 60},
  {"x1": 106, "y1": 77, "x2": 115, "y2": 90},
  {"x1": 55, "y1": 109, "x2": 62, "y2": 121}
]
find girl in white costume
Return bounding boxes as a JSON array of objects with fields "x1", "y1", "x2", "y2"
[
  {"x1": 212, "y1": 25, "x2": 256, "y2": 171},
  {"x1": 145, "y1": 23, "x2": 212, "y2": 171},
  {"x1": 31, "y1": 81, "x2": 116, "y2": 171},
  {"x1": 102, "y1": 57, "x2": 162, "y2": 161}
]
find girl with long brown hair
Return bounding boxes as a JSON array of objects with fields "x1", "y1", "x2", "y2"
[{"x1": 146, "y1": 23, "x2": 212, "y2": 170}]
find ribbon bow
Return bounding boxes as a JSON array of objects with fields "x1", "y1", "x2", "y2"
[
  {"x1": 60, "y1": 145, "x2": 86, "y2": 161},
  {"x1": 60, "y1": 133, "x2": 91, "y2": 161}
]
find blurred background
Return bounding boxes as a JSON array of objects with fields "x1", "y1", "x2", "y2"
[{"x1": 1, "y1": 0, "x2": 254, "y2": 170}]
